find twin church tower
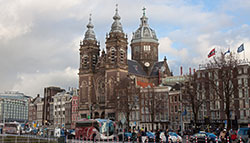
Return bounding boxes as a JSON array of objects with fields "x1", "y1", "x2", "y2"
[{"x1": 78, "y1": 5, "x2": 171, "y2": 119}]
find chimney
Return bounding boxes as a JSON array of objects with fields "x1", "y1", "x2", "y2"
[
  {"x1": 164, "y1": 56, "x2": 167, "y2": 63},
  {"x1": 180, "y1": 66, "x2": 183, "y2": 76}
]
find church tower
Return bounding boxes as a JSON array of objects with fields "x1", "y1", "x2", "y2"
[
  {"x1": 131, "y1": 8, "x2": 159, "y2": 74},
  {"x1": 78, "y1": 14, "x2": 100, "y2": 117},
  {"x1": 103, "y1": 5, "x2": 129, "y2": 118},
  {"x1": 105, "y1": 4, "x2": 128, "y2": 70},
  {"x1": 79, "y1": 14, "x2": 100, "y2": 74}
]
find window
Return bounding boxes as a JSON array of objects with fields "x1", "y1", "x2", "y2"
[
  {"x1": 197, "y1": 72, "x2": 200, "y2": 78},
  {"x1": 110, "y1": 48, "x2": 116, "y2": 63},
  {"x1": 202, "y1": 73, "x2": 206, "y2": 78},
  {"x1": 239, "y1": 89, "x2": 243, "y2": 98},
  {"x1": 216, "y1": 111, "x2": 220, "y2": 119},
  {"x1": 143, "y1": 45, "x2": 150, "y2": 51},
  {"x1": 238, "y1": 68, "x2": 242, "y2": 74},
  {"x1": 92, "y1": 55, "x2": 97, "y2": 66},
  {"x1": 243, "y1": 67, "x2": 248, "y2": 74},
  {"x1": 245, "y1": 88, "x2": 249, "y2": 98},
  {"x1": 120, "y1": 50, "x2": 125, "y2": 63},
  {"x1": 83, "y1": 55, "x2": 88, "y2": 68},
  {"x1": 215, "y1": 100, "x2": 220, "y2": 109},
  {"x1": 240, "y1": 110, "x2": 244, "y2": 119},
  {"x1": 244, "y1": 78, "x2": 248, "y2": 86},
  {"x1": 239, "y1": 100, "x2": 243, "y2": 108},
  {"x1": 208, "y1": 72, "x2": 212, "y2": 79},
  {"x1": 238, "y1": 79, "x2": 242, "y2": 85}
]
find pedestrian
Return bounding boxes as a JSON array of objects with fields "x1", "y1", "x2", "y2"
[
  {"x1": 132, "y1": 129, "x2": 137, "y2": 143},
  {"x1": 219, "y1": 129, "x2": 227, "y2": 143},
  {"x1": 156, "y1": 129, "x2": 160, "y2": 142},
  {"x1": 141, "y1": 129, "x2": 147, "y2": 143},
  {"x1": 165, "y1": 129, "x2": 169, "y2": 143},
  {"x1": 247, "y1": 127, "x2": 250, "y2": 143},
  {"x1": 160, "y1": 130, "x2": 166, "y2": 142}
]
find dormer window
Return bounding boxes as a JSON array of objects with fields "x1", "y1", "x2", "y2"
[{"x1": 144, "y1": 45, "x2": 150, "y2": 51}]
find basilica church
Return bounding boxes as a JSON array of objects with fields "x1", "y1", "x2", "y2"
[{"x1": 78, "y1": 6, "x2": 172, "y2": 120}]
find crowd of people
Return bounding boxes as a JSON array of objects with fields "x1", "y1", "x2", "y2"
[{"x1": 125, "y1": 127, "x2": 250, "y2": 143}]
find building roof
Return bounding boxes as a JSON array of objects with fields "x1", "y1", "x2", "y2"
[
  {"x1": 84, "y1": 14, "x2": 96, "y2": 41},
  {"x1": 128, "y1": 60, "x2": 147, "y2": 76},
  {"x1": 0, "y1": 91, "x2": 30, "y2": 101},
  {"x1": 110, "y1": 5, "x2": 123, "y2": 33},
  {"x1": 131, "y1": 8, "x2": 158, "y2": 44},
  {"x1": 137, "y1": 81, "x2": 153, "y2": 88},
  {"x1": 150, "y1": 61, "x2": 164, "y2": 76}
]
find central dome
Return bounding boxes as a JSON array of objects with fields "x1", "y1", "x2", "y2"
[{"x1": 131, "y1": 10, "x2": 158, "y2": 44}]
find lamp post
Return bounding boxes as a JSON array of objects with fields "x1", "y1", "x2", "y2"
[
  {"x1": 89, "y1": 104, "x2": 93, "y2": 119},
  {"x1": 3, "y1": 99, "x2": 5, "y2": 124},
  {"x1": 178, "y1": 110, "x2": 183, "y2": 136}
]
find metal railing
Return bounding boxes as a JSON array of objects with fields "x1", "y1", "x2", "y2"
[{"x1": 0, "y1": 134, "x2": 58, "y2": 143}]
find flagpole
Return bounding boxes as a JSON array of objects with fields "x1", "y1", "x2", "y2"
[{"x1": 244, "y1": 49, "x2": 245, "y2": 60}]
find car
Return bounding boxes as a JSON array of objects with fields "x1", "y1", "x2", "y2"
[
  {"x1": 190, "y1": 132, "x2": 221, "y2": 143},
  {"x1": 121, "y1": 132, "x2": 137, "y2": 141},
  {"x1": 146, "y1": 131, "x2": 156, "y2": 141},
  {"x1": 67, "y1": 129, "x2": 75, "y2": 139},
  {"x1": 167, "y1": 132, "x2": 182, "y2": 143},
  {"x1": 237, "y1": 128, "x2": 250, "y2": 143}
]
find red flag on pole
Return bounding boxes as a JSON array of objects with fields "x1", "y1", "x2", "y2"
[{"x1": 208, "y1": 48, "x2": 215, "y2": 58}]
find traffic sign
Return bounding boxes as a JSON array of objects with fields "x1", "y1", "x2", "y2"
[{"x1": 121, "y1": 118, "x2": 126, "y2": 124}]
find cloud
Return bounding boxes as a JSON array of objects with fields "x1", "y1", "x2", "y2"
[
  {"x1": 12, "y1": 67, "x2": 78, "y2": 97},
  {"x1": 159, "y1": 37, "x2": 188, "y2": 60},
  {"x1": 0, "y1": 0, "x2": 250, "y2": 95}
]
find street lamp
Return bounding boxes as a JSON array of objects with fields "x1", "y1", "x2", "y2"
[
  {"x1": 178, "y1": 110, "x2": 183, "y2": 136},
  {"x1": 89, "y1": 104, "x2": 93, "y2": 119}
]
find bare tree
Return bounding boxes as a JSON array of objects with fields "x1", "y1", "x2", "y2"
[
  {"x1": 147, "y1": 87, "x2": 156, "y2": 130},
  {"x1": 141, "y1": 86, "x2": 166, "y2": 131},
  {"x1": 204, "y1": 52, "x2": 239, "y2": 130},
  {"x1": 182, "y1": 75, "x2": 205, "y2": 132},
  {"x1": 115, "y1": 77, "x2": 140, "y2": 130}
]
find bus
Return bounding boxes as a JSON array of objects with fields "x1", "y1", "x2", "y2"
[
  {"x1": 75, "y1": 119, "x2": 116, "y2": 141},
  {"x1": 3, "y1": 122, "x2": 20, "y2": 134}
]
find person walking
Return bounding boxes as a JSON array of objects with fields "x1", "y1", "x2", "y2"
[
  {"x1": 219, "y1": 129, "x2": 227, "y2": 143},
  {"x1": 165, "y1": 129, "x2": 169, "y2": 143},
  {"x1": 247, "y1": 128, "x2": 250, "y2": 143}
]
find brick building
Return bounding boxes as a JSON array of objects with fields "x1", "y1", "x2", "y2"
[
  {"x1": 196, "y1": 61, "x2": 250, "y2": 128},
  {"x1": 139, "y1": 86, "x2": 169, "y2": 131},
  {"x1": 28, "y1": 94, "x2": 42, "y2": 123},
  {"x1": 71, "y1": 89, "x2": 79, "y2": 128},
  {"x1": 52, "y1": 91, "x2": 72, "y2": 128},
  {"x1": 43, "y1": 86, "x2": 65, "y2": 125}
]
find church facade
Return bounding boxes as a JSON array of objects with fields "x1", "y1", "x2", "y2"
[{"x1": 78, "y1": 6, "x2": 172, "y2": 121}]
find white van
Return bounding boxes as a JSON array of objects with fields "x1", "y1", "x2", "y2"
[{"x1": 54, "y1": 128, "x2": 61, "y2": 137}]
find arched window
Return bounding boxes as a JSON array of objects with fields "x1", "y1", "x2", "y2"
[
  {"x1": 110, "y1": 47, "x2": 116, "y2": 63},
  {"x1": 92, "y1": 55, "x2": 97, "y2": 67},
  {"x1": 82, "y1": 55, "x2": 88, "y2": 68},
  {"x1": 80, "y1": 81, "x2": 88, "y2": 102},
  {"x1": 120, "y1": 49, "x2": 125, "y2": 63}
]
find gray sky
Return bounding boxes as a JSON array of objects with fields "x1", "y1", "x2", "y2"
[{"x1": 1, "y1": 0, "x2": 250, "y2": 97}]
